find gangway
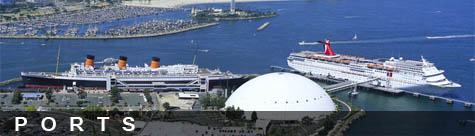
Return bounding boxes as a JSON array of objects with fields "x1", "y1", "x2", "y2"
[
  {"x1": 325, "y1": 78, "x2": 380, "y2": 93},
  {"x1": 115, "y1": 79, "x2": 129, "y2": 87},
  {"x1": 270, "y1": 65, "x2": 299, "y2": 73}
]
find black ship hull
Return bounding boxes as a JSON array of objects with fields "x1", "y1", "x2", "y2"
[
  {"x1": 21, "y1": 75, "x2": 106, "y2": 89},
  {"x1": 21, "y1": 75, "x2": 252, "y2": 91}
]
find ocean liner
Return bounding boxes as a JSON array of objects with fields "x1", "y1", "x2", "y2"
[
  {"x1": 288, "y1": 40, "x2": 461, "y2": 93},
  {"x1": 21, "y1": 55, "x2": 241, "y2": 91}
]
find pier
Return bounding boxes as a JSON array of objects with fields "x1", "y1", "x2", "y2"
[
  {"x1": 269, "y1": 66, "x2": 474, "y2": 108},
  {"x1": 403, "y1": 91, "x2": 474, "y2": 108}
]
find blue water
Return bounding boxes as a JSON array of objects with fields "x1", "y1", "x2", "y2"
[{"x1": 1, "y1": 0, "x2": 474, "y2": 112}]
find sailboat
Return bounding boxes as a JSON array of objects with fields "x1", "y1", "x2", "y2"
[
  {"x1": 352, "y1": 33, "x2": 358, "y2": 40},
  {"x1": 348, "y1": 85, "x2": 359, "y2": 96}
]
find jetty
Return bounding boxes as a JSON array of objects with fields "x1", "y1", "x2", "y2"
[
  {"x1": 257, "y1": 22, "x2": 270, "y2": 31},
  {"x1": 0, "y1": 78, "x2": 22, "y2": 87}
]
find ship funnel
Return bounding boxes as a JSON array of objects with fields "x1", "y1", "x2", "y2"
[
  {"x1": 151, "y1": 57, "x2": 160, "y2": 69},
  {"x1": 118, "y1": 56, "x2": 128, "y2": 69},
  {"x1": 85, "y1": 55, "x2": 95, "y2": 68},
  {"x1": 318, "y1": 40, "x2": 336, "y2": 56}
]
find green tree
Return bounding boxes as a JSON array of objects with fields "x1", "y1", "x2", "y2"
[
  {"x1": 319, "y1": 116, "x2": 335, "y2": 135},
  {"x1": 217, "y1": 90, "x2": 223, "y2": 97},
  {"x1": 162, "y1": 102, "x2": 170, "y2": 110},
  {"x1": 110, "y1": 87, "x2": 121, "y2": 103},
  {"x1": 25, "y1": 106, "x2": 36, "y2": 111},
  {"x1": 225, "y1": 106, "x2": 244, "y2": 120},
  {"x1": 210, "y1": 97, "x2": 218, "y2": 109},
  {"x1": 76, "y1": 101, "x2": 84, "y2": 107},
  {"x1": 301, "y1": 116, "x2": 314, "y2": 125},
  {"x1": 78, "y1": 90, "x2": 87, "y2": 99},
  {"x1": 143, "y1": 89, "x2": 153, "y2": 104},
  {"x1": 251, "y1": 111, "x2": 258, "y2": 121},
  {"x1": 215, "y1": 97, "x2": 226, "y2": 109},
  {"x1": 129, "y1": 111, "x2": 140, "y2": 118},
  {"x1": 82, "y1": 106, "x2": 106, "y2": 120},
  {"x1": 199, "y1": 93, "x2": 211, "y2": 110},
  {"x1": 12, "y1": 90, "x2": 22, "y2": 104},
  {"x1": 109, "y1": 107, "x2": 121, "y2": 117},
  {"x1": 45, "y1": 89, "x2": 53, "y2": 101}
]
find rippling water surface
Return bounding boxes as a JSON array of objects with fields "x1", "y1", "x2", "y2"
[{"x1": 1, "y1": 0, "x2": 474, "y2": 111}]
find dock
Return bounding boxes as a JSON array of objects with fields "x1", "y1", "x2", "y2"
[
  {"x1": 270, "y1": 66, "x2": 474, "y2": 108},
  {"x1": 403, "y1": 91, "x2": 474, "y2": 108}
]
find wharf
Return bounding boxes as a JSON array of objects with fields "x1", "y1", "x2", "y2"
[
  {"x1": 270, "y1": 65, "x2": 473, "y2": 108},
  {"x1": 0, "y1": 23, "x2": 218, "y2": 40},
  {"x1": 403, "y1": 90, "x2": 474, "y2": 108}
]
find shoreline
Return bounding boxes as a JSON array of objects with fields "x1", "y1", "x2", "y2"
[
  {"x1": 122, "y1": 0, "x2": 288, "y2": 8},
  {"x1": 0, "y1": 22, "x2": 218, "y2": 40}
]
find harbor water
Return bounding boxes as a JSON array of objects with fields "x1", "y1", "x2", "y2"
[{"x1": 1, "y1": 0, "x2": 474, "y2": 114}]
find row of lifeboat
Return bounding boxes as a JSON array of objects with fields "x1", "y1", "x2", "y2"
[
  {"x1": 305, "y1": 55, "x2": 351, "y2": 64},
  {"x1": 342, "y1": 55, "x2": 365, "y2": 61},
  {"x1": 367, "y1": 63, "x2": 394, "y2": 71}
]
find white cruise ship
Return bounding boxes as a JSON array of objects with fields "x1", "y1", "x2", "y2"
[{"x1": 288, "y1": 40, "x2": 461, "y2": 94}]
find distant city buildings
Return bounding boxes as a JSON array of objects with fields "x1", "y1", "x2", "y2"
[
  {"x1": 0, "y1": 0, "x2": 14, "y2": 6},
  {"x1": 25, "y1": 0, "x2": 54, "y2": 6}
]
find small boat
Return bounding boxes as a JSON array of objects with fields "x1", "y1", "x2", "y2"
[
  {"x1": 257, "y1": 22, "x2": 270, "y2": 31},
  {"x1": 348, "y1": 85, "x2": 359, "y2": 96},
  {"x1": 198, "y1": 49, "x2": 209, "y2": 53},
  {"x1": 298, "y1": 41, "x2": 318, "y2": 45},
  {"x1": 352, "y1": 33, "x2": 358, "y2": 40},
  {"x1": 470, "y1": 58, "x2": 475, "y2": 62}
]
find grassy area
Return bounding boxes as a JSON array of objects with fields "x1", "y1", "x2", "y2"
[{"x1": 0, "y1": 78, "x2": 22, "y2": 87}]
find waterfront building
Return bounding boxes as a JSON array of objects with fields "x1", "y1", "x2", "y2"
[
  {"x1": 225, "y1": 72, "x2": 336, "y2": 120},
  {"x1": 21, "y1": 93, "x2": 44, "y2": 100}
]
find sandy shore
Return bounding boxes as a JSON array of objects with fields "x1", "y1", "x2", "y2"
[{"x1": 122, "y1": 0, "x2": 286, "y2": 8}]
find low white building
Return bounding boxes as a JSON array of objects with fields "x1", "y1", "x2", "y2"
[{"x1": 225, "y1": 72, "x2": 336, "y2": 120}]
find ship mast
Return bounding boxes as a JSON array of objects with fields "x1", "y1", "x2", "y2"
[
  {"x1": 192, "y1": 40, "x2": 197, "y2": 65},
  {"x1": 230, "y1": 0, "x2": 236, "y2": 14},
  {"x1": 55, "y1": 44, "x2": 61, "y2": 74}
]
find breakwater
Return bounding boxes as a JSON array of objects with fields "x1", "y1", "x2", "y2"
[{"x1": 0, "y1": 78, "x2": 21, "y2": 87}]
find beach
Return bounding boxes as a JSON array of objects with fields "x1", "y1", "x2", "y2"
[{"x1": 122, "y1": 0, "x2": 286, "y2": 8}]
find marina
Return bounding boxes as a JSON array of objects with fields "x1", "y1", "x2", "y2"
[
  {"x1": 0, "y1": 4, "x2": 220, "y2": 39},
  {"x1": 0, "y1": 22, "x2": 218, "y2": 39}
]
